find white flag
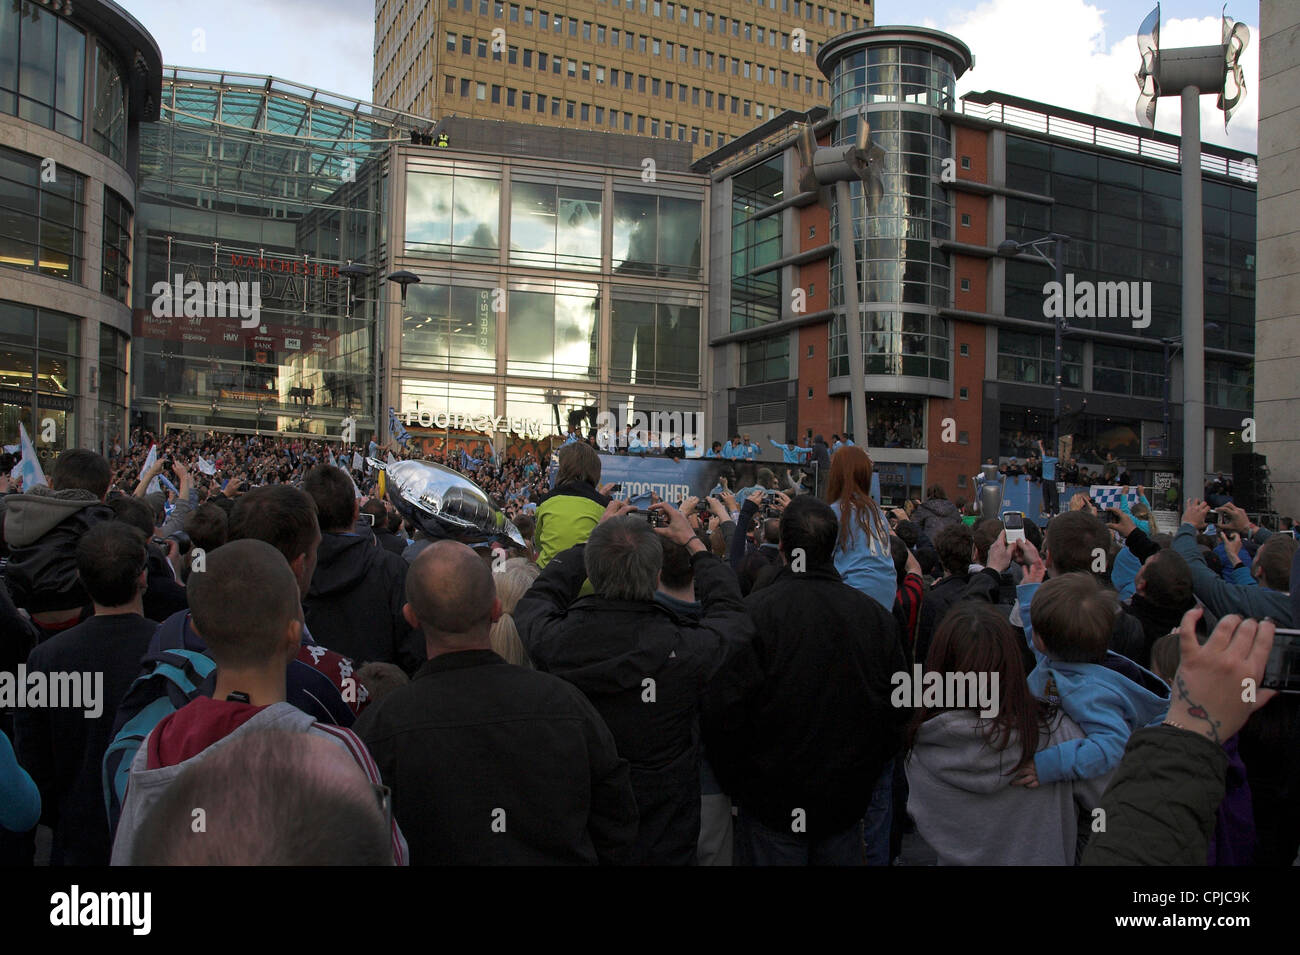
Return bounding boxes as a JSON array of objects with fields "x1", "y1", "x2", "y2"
[
  {"x1": 196, "y1": 455, "x2": 217, "y2": 476},
  {"x1": 328, "y1": 448, "x2": 362, "y2": 499},
  {"x1": 386, "y1": 452, "x2": 398, "y2": 467},
  {"x1": 139, "y1": 444, "x2": 162, "y2": 495},
  {"x1": 15, "y1": 423, "x2": 47, "y2": 488}
]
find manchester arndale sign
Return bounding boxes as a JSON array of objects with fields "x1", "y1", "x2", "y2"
[{"x1": 402, "y1": 409, "x2": 549, "y2": 439}]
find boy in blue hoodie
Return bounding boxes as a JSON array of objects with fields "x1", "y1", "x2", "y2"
[{"x1": 1013, "y1": 566, "x2": 1170, "y2": 786}]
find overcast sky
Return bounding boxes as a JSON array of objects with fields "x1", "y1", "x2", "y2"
[{"x1": 118, "y1": 0, "x2": 1260, "y2": 152}]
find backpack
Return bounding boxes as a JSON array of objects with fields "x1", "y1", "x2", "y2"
[{"x1": 102, "y1": 614, "x2": 216, "y2": 832}]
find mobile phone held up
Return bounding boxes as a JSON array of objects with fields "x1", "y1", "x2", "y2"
[
  {"x1": 1002, "y1": 510, "x2": 1025, "y2": 544},
  {"x1": 1263, "y1": 629, "x2": 1300, "y2": 693}
]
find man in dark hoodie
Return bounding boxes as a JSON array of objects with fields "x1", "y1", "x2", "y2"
[
  {"x1": 515, "y1": 499, "x2": 752, "y2": 865},
  {"x1": 302, "y1": 465, "x2": 423, "y2": 675},
  {"x1": 2, "y1": 449, "x2": 115, "y2": 634},
  {"x1": 912, "y1": 484, "x2": 961, "y2": 542}
]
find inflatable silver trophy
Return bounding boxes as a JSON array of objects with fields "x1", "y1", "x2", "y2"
[
  {"x1": 368, "y1": 457, "x2": 526, "y2": 549},
  {"x1": 977, "y1": 463, "x2": 1003, "y2": 518}
]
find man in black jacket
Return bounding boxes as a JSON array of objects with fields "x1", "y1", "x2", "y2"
[
  {"x1": 703, "y1": 496, "x2": 907, "y2": 865},
  {"x1": 914, "y1": 523, "x2": 977, "y2": 668},
  {"x1": 516, "y1": 499, "x2": 751, "y2": 865},
  {"x1": 302, "y1": 465, "x2": 423, "y2": 674},
  {"x1": 355, "y1": 540, "x2": 637, "y2": 865},
  {"x1": 2, "y1": 449, "x2": 115, "y2": 633},
  {"x1": 14, "y1": 522, "x2": 156, "y2": 865}
]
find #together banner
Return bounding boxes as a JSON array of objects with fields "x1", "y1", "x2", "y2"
[{"x1": 560, "y1": 454, "x2": 813, "y2": 504}]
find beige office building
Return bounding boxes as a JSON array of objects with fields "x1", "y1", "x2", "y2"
[
  {"x1": 1255, "y1": 0, "x2": 1300, "y2": 518},
  {"x1": 374, "y1": 0, "x2": 873, "y2": 154}
]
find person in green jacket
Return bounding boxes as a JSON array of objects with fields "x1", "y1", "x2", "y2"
[{"x1": 535, "y1": 442, "x2": 613, "y2": 569}]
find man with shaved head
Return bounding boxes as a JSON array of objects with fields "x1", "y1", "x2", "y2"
[
  {"x1": 111, "y1": 539, "x2": 407, "y2": 865},
  {"x1": 354, "y1": 540, "x2": 637, "y2": 865},
  {"x1": 131, "y1": 731, "x2": 393, "y2": 865}
]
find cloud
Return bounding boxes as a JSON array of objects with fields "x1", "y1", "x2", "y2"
[
  {"x1": 921, "y1": 0, "x2": 1258, "y2": 153},
  {"x1": 123, "y1": 0, "x2": 375, "y2": 102}
]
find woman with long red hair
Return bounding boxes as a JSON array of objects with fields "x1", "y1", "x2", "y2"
[{"x1": 825, "y1": 445, "x2": 897, "y2": 612}]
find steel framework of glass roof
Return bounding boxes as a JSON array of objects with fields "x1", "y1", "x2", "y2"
[{"x1": 140, "y1": 67, "x2": 431, "y2": 214}]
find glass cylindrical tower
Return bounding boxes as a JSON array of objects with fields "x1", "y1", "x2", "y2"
[{"x1": 818, "y1": 27, "x2": 973, "y2": 401}]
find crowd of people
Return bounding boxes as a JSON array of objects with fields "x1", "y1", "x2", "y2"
[{"x1": 0, "y1": 428, "x2": 1295, "y2": 866}]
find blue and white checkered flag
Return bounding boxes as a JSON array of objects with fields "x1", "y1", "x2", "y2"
[
  {"x1": 1089, "y1": 485, "x2": 1139, "y2": 511},
  {"x1": 389, "y1": 407, "x2": 410, "y2": 446}
]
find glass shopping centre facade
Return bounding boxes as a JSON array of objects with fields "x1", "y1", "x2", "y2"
[{"x1": 129, "y1": 68, "x2": 421, "y2": 439}]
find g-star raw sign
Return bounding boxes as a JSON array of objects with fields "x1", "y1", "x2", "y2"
[{"x1": 403, "y1": 409, "x2": 548, "y2": 439}]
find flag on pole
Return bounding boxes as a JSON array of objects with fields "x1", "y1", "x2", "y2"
[
  {"x1": 389, "y1": 407, "x2": 410, "y2": 446},
  {"x1": 15, "y1": 423, "x2": 47, "y2": 489},
  {"x1": 139, "y1": 444, "x2": 162, "y2": 495}
]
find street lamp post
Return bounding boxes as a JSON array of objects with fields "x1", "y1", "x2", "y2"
[
  {"x1": 997, "y1": 233, "x2": 1070, "y2": 454},
  {"x1": 1161, "y1": 323, "x2": 1218, "y2": 461}
]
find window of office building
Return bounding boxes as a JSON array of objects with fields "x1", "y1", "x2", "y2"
[
  {"x1": 731, "y1": 156, "x2": 783, "y2": 332},
  {"x1": 0, "y1": 301, "x2": 78, "y2": 451},
  {"x1": 611, "y1": 190, "x2": 703, "y2": 280},
  {"x1": 401, "y1": 281, "x2": 497, "y2": 374},
  {"x1": 610, "y1": 290, "x2": 701, "y2": 387},
  {"x1": 510, "y1": 180, "x2": 603, "y2": 271},
  {"x1": 995, "y1": 330, "x2": 1082, "y2": 388},
  {"x1": 101, "y1": 186, "x2": 131, "y2": 303},
  {"x1": 863, "y1": 394, "x2": 926, "y2": 450},
  {"x1": 830, "y1": 311, "x2": 951, "y2": 381},
  {"x1": 0, "y1": 3, "x2": 86, "y2": 140},
  {"x1": 96, "y1": 324, "x2": 127, "y2": 454},
  {"x1": 741, "y1": 334, "x2": 788, "y2": 386},
  {"x1": 1205, "y1": 359, "x2": 1253, "y2": 411},
  {"x1": 1007, "y1": 136, "x2": 1255, "y2": 350},
  {"x1": 1092, "y1": 343, "x2": 1163, "y2": 399},
  {"x1": 405, "y1": 169, "x2": 500, "y2": 262},
  {"x1": 507, "y1": 283, "x2": 599, "y2": 379},
  {"x1": 0, "y1": 145, "x2": 84, "y2": 282}
]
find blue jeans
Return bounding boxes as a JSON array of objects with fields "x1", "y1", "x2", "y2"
[
  {"x1": 733, "y1": 808, "x2": 863, "y2": 866},
  {"x1": 862, "y1": 759, "x2": 894, "y2": 866}
]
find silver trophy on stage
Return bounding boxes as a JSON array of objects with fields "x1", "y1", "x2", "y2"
[
  {"x1": 976, "y1": 463, "x2": 1003, "y2": 518},
  {"x1": 368, "y1": 457, "x2": 526, "y2": 549}
]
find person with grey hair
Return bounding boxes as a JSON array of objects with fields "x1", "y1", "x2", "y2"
[{"x1": 516, "y1": 499, "x2": 752, "y2": 865}]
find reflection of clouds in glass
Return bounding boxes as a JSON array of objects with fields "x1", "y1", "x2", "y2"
[
  {"x1": 554, "y1": 285, "x2": 599, "y2": 374},
  {"x1": 400, "y1": 378, "x2": 495, "y2": 418},
  {"x1": 557, "y1": 193, "x2": 601, "y2": 268},
  {"x1": 452, "y1": 177, "x2": 499, "y2": 252},
  {"x1": 405, "y1": 173, "x2": 452, "y2": 249},
  {"x1": 612, "y1": 193, "x2": 655, "y2": 271}
]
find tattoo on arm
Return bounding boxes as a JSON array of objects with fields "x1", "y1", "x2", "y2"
[{"x1": 1173, "y1": 673, "x2": 1222, "y2": 745}]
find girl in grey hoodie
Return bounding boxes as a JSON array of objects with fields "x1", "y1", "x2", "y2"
[{"x1": 904, "y1": 603, "x2": 1110, "y2": 865}]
